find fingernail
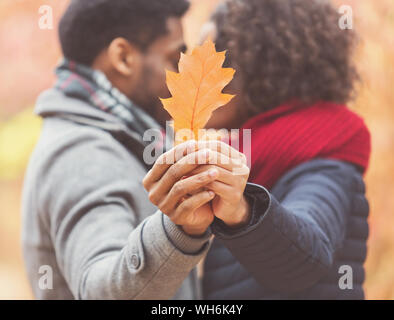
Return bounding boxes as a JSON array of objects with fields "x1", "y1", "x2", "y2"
[
  {"x1": 208, "y1": 168, "x2": 218, "y2": 178},
  {"x1": 208, "y1": 191, "x2": 215, "y2": 197}
]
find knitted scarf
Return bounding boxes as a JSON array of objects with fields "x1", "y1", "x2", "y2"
[{"x1": 239, "y1": 102, "x2": 371, "y2": 190}]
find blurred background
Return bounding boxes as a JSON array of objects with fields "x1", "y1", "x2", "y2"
[{"x1": 0, "y1": 0, "x2": 393, "y2": 299}]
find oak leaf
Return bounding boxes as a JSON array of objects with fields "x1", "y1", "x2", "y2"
[{"x1": 160, "y1": 38, "x2": 235, "y2": 140}]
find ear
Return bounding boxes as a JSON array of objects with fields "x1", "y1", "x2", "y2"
[{"x1": 107, "y1": 37, "x2": 141, "y2": 77}]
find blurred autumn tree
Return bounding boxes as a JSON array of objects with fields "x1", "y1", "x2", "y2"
[{"x1": 0, "y1": 0, "x2": 393, "y2": 299}]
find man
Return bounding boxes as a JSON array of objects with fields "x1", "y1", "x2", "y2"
[{"x1": 22, "y1": 0, "x2": 253, "y2": 299}]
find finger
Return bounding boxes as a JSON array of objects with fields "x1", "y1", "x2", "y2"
[
  {"x1": 143, "y1": 140, "x2": 197, "y2": 190},
  {"x1": 197, "y1": 140, "x2": 247, "y2": 164},
  {"x1": 171, "y1": 190, "x2": 215, "y2": 225},
  {"x1": 203, "y1": 150, "x2": 247, "y2": 173},
  {"x1": 205, "y1": 180, "x2": 240, "y2": 200},
  {"x1": 159, "y1": 168, "x2": 219, "y2": 214},
  {"x1": 180, "y1": 176, "x2": 204, "y2": 196},
  {"x1": 148, "y1": 148, "x2": 213, "y2": 202},
  {"x1": 187, "y1": 187, "x2": 205, "y2": 196},
  {"x1": 189, "y1": 165, "x2": 239, "y2": 186},
  {"x1": 159, "y1": 148, "x2": 212, "y2": 190}
]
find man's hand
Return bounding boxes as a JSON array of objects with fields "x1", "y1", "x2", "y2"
[
  {"x1": 142, "y1": 141, "x2": 219, "y2": 236},
  {"x1": 191, "y1": 141, "x2": 251, "y2": 228}
]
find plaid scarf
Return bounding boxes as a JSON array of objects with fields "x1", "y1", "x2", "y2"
[{"x1": 54, "y1": 58, "x2": 167, "y2": 152}]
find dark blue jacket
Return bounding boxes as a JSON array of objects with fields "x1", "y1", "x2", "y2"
[{"x1": 204, "y1": 159, "x2": 369, "y2": 299}]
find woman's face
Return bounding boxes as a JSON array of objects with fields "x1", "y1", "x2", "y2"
[{"x1": 199, "y1": 21, "x2": 246, "y2": 130}]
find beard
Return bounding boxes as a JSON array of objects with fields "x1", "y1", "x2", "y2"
[
  {"x1": 130, "y1": 64, "x2": 171, "y2": 127},
  {"x1": 136, "y1": 94, "x2": 170, "y2": 127}
]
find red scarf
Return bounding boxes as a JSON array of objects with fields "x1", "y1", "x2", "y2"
[{"x1": 237, "y1": 102, "x2": 371, "y2": 190}]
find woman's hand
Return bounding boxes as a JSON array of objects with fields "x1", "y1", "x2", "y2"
[{"x1": 191, "y1": 141, "x2": 251, "y2": 228}]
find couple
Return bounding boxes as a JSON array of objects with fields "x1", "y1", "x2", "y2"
[{"x1": 22, "y1": 0, "x2": 371, "y2": 300}]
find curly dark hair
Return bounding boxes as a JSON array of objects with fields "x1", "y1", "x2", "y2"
[
  {"x1": 213, "y1": 0, "x2": 359, "y2": 114},
  {"x1": 59, "y1": 0, "x2": 190, "y2": 65}
]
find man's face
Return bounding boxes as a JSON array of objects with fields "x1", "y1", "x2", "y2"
[{"x1": 131, "y1": 17, "x2": 186, "y2": 124}]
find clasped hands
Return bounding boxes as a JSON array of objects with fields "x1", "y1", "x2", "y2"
[{"x1": 143, "y1": 140, "x2": 251, "y2": 236}]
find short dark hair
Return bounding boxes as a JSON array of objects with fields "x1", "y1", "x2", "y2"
[
  {"x1": 214, "y1": 0, "x2": 359, "y2": 114},
  {"x1": 59, "y1": 0, "x2": 190, "y2": 65}
]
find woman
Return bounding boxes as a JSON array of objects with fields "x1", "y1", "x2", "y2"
[{"x1": 201, "y1": 0, "x2": 371, "y2": 299}]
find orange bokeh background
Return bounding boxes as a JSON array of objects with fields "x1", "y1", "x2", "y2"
[{"x1": 0, "y1": 0, "x2": 393, "y2": 299}]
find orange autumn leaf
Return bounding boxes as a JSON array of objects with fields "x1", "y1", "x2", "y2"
[{"x1": 160, "y1": 38, "x2": 235, "y2": 139}]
